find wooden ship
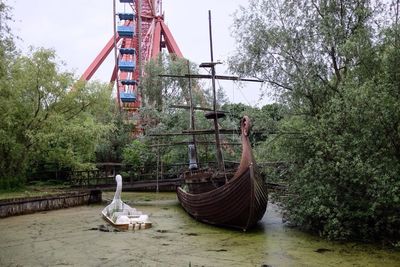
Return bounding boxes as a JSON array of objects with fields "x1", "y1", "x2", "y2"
[
  {"x1": 158, "y1": 11, "x2": 268, "y2": 230},
  {"x1": 177, "y1": 115, "x2": 268, "y2": 230}
]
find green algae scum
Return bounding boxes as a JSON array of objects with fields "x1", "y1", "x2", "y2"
[{"x1": 0, "y1": 192, "x2": 399, "y2": 266}]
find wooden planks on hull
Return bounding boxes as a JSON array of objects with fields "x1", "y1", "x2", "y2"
[{"x1": 177, "y1": 167, "x2": 268, "y2": 230}]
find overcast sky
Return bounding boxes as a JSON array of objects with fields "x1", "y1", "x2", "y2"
[{"x1": 10, "y1": 0, "x2": 270, "y2": 107}]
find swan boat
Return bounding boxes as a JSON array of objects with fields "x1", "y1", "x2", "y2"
[{"x1": 102, "y1": 175, "x2": 152, "y2": 230}]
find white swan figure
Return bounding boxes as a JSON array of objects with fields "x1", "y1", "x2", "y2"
[{"x1": 101, "y1": 174, "x2": 151, "y2": 229}]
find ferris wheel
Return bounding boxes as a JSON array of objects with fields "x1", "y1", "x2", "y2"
[{"x1": 81, "y1": 0, "x2": 182, "y2": 133}]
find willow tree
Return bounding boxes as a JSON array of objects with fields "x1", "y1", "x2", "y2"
[
  {"x1": 0, "y1": 47, "x2": 114, "y2": 188},
  {"x1": 230, "y1": 0, "x2": 400, "y2": 242},
  {"x1": 141, "y1": 54, "x2": 209, "y2": 111}
]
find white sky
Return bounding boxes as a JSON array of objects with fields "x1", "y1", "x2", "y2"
[{"x1": 10, "y1": 0, "x2": 271, "y2": 107}]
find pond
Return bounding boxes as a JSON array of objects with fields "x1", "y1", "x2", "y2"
[{"x1": 0, "y1": 192, "x2": 399, "y2": 266}]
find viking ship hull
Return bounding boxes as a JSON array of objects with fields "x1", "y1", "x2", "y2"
[
  {"x1": 177, "y1": 165, "x2": 267, "y2": 230},
  {"x1": 177, "y1": 164, "x2": 267, "y2": 230},
  {"x1": 177, "y1": 115, "x2": 268, "y2": 231}
]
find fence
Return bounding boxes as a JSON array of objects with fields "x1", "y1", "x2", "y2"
[{"x1": 28, "y1": 161, "x2": 289, "y2": 190}]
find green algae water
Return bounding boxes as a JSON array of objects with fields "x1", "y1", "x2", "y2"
[{"x1": 0, "y1": 192, "x2": 399, "y2": 266}]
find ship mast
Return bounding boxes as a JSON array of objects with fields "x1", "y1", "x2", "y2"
[
  {"x1": 200, "y1": 10, "x2": 224, "y2": 172},
  {"x1": 156, "y1": 10, "x2": 264, "y2": 172}
]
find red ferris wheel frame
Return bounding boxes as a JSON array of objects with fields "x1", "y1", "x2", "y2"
[{"x1": 80, "y1": 0, "x2": 182, "y2": 114}]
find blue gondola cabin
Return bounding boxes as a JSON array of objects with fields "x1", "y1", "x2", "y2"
[
  {"x1": 119, "y1": 48, "x2": 136, "y2": 55},
  {"x1": 117, "y1": 26, "x2": 134, "y2": 37},
  {"x1": 118, "y1": 61, "x2": 135, "y2": 72},
  {"x1": 120, "y1": 92, "x2": 136, "y2": 103},
  {"x1": 121, "y1": 79, "x2": 137, "y2": 85},
  {"x1": 118, "y1": 13, "x2": 135, "y2": 21}
]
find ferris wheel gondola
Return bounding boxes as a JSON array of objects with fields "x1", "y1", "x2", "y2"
[{"x1": 81, "y1": 0, "x2": 183, "y2": 135}]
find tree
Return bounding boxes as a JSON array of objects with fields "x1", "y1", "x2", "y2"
[
  {"x1": 230, "y1": 0, "x2": 400, "y2": 242},
  {"x1": 230, "y1": 0, "x2": 380, "y2": 114},
  {"x1": 122, "y1": 139, "x2": 155, "y2": 177},
  {"x1": 95, "y1": 110, "x2": 132, "y2": 163},
  {"x1": 0, "y1": 47, "x2": 114, "y2": 188},
  {"x1": 141, "y1": 54, "x2": 206, "y2": 112}
]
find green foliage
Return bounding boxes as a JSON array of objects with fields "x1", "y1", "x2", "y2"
[
  {"x1": 223, "y1": 102, "x2": 287, "y2": 143},
  {"x1": 0, "y1": 47, "x2": 114, "y2": 188},
  {"x1": 230, "y1": 0, "x2": 380, "y2": 114},
  {"x1": 285, "y1": 76, "x2": 400, "y2": 241},
  {"x1": 141, "y1": 58, "x2": 165, "y2": 109},
  {"x1": 122, "y1": 139, "x2": 155, "y2": 174},
  {"x1": 231, "y1": 0, "x2": 400, "y2": 243},
  {"x1": 141, "y1": 54, "x2": 205, "y2": 111},
  {"x1": 0, "y1": 1, "x2": 16, "y2": 59},
  {"x1": 95, "y1": 106, "x2": 131, "y2": 163}
]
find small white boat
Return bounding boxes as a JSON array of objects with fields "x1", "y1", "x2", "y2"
[{"x1": 101, "y1": 175, "x2": 152, "y2": 230}]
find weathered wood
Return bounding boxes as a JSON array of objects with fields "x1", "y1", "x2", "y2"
[
  {"x1": 182, "y1": 129, "x2": 239, "y2": 135},
  {"x1": 148, "y1": 129, "x2": 302, "y2": 136},
  {"x1": 159, "y1": 74, "x2": 264, "y2": 83},
  {"x1": 169, "y1": 104, "x2": 227, "y2": 114},
  {"x1": 177, "y1": 116, "x2": 268, "y2": 230},
  {"x1": 149, "y1": 141, "x2": 241, "y2": 147},
  {"x1": 148, "y1": 128, "x2": 239, "y2": 136}
]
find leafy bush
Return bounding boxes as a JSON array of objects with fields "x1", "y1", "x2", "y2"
[
  {"x1": 122, "y1": 139, "x2": 155, "y2": 176},
  {"x1": 231, "y1": 0, "x2": 400, "y2": 243}
]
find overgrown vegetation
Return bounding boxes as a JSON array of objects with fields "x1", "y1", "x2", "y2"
[
  {"x1": 0, "y1": 3, "x2": 115, "y2": 188},
  {"x1": 2, "y1": 0, "x2": 400, "y2": 245},
  {"x1": 230, "y1": 0, "x2": 400, "y2": 243}
]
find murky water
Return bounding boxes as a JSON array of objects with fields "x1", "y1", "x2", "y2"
[{"x1": 0, "y1": 192, "x2": 399, "y2": 267}]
